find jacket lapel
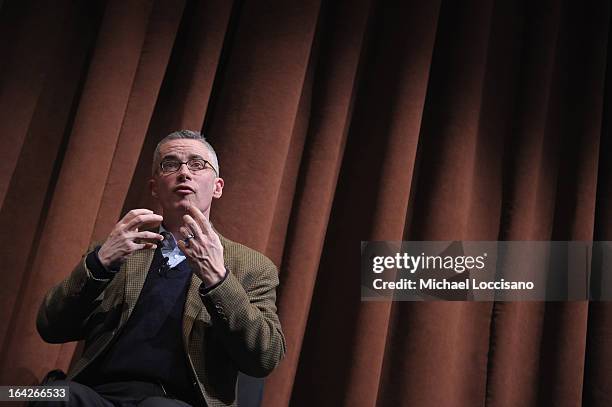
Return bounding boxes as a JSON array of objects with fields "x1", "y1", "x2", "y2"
[{"x1": 119, "y1": 248, "x2": 155, "y2": 326}]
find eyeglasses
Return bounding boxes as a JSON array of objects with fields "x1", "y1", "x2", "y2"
[{"x1": 159, "y1": 158, "x2": 217, "y2": 175}]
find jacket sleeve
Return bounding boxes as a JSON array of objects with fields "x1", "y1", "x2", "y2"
[
  {"x1": 199, "y1": 259, "x2": 286, "y2": 377},
  {"x1": 36, "y1": 252, "x2": 115, "y2": 344}
]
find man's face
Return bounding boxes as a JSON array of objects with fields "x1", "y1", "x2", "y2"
[{"x1": 150, "y1": 139, "x2": 223, "y2": 218}]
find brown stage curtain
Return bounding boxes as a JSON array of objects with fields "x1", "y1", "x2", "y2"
[{"x1": 0, "y1": 0, "x2": 611, "y2": 406}]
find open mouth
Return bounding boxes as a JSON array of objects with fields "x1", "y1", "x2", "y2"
[{"x1": 174, "y1": 186, "x2": 195, "y2": 194}]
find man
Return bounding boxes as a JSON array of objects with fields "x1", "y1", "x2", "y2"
[{"x1": 36, "y1": 130, "x2": 286, "y2": 406}]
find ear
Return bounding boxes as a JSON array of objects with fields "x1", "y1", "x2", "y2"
[
  {"x1": 149, "y1": 178, "x2": 159, "y2": 200},
  {"x1": 213, "y1": 177, "x2": 224, "y2": 199}
]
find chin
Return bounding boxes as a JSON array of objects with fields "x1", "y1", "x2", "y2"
[
  {"x1": 178, "y1": 200, "x2": 203, "y2": 211},
  {"x1": 161, "y1": 200, "x2": 189, "y2": 213},
  {"x1": 177, "y1": 201, "x2": 192, "y2": 211}
]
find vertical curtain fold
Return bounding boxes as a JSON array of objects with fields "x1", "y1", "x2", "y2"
[
  {"x1": 292, "y1": 1, "x2": 443, "y2": 404},
  {"x1": 488, "y1": 1, "x2": 608, "y2": 406},
  {"x1": 0, "y1": 0, "x2": 72, "y2": 209},
  {"x1": 205, "y1": 0, "x2": 321, "y2": 251},
  {"x1": 91, "y1": 0, "x2": 186, "y2": 242},
  {"x1": 0, "y1": 0, "x2": 156, "y2": 384},
  {"x1": 486, "y1": 2, "x2": 565, "y2": 404},
  {"x1": 379, "y1": 0, "x2": 496, "y2": 405},
  {"x1": 0, "y1": 0, "x2": 102, "y2": 357},
  {"x1": 585, "y1": 3, "x2": 612, "y2": 405},
  {"x1": 263, "y1": 0, "x2": 373, "y2": 405}
]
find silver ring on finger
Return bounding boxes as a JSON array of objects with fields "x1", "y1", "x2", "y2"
[{"x1": 184, "y1": 234, "x2": 195, "y2": 247}]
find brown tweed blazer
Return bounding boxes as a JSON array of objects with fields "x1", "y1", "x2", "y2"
[{"x1": 37, "y1": 234, "x2": 286, "y2": 407}]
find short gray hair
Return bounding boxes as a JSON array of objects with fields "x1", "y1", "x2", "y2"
[{"x1": 152, "y1": 130, "x2": 219, "y2": 176}]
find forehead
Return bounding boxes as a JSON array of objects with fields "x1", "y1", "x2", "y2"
[{"x1": 158, "y1": 139, "x2": 211, "y2": 160}]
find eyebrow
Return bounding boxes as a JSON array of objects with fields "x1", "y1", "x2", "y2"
[{"x1": 161, "y1": 154, "x2": 206, "y2": 161}]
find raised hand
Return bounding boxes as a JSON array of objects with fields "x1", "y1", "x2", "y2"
[
  {"x1": 98, "y1": 209, "x2": 164, "y2": 270},
  {"x1": 176, "y1": 205, "x2": 226, "y2": 286}
]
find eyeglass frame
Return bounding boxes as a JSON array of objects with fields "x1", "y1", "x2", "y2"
[{"x1": 158, "y1": 158, "x2": 218, "y2": 176}]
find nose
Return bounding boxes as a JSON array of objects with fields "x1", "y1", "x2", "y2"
[{"x1": 176, "y1": 163, "x2": 192, "y2": 179}]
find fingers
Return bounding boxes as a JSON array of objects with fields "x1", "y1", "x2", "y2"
[
  {"x1": 186, "y1": 206, "x2": 211, "y2": 233},
  {"x1": 179, "y1": 226, "x2": 194, "y2": 240},
  {"x1": 133, "y1": 231, "x2": 164, "y2": 242},
  {"x1": 121, "y1": 209, "x2": 154, "y2": 224},
  {"x1": 182, "y1": 215, "x2": 204, "y2": 240},
  {"x1": 185, "y1": 207, "x2": 217, "y2": 243},
  {"x1": 133, "y1": 242, "x2": 158, "y2": 251},
  {"x1": 124, "y1": 213, "x2": 164, "y2": 231},
  {"x1": 100, "y1": 210, "x2": 164, "y2": 269}
]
